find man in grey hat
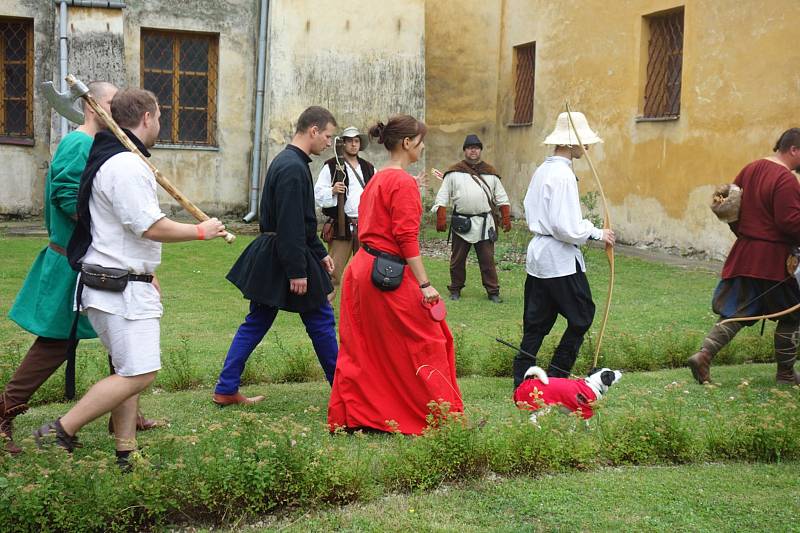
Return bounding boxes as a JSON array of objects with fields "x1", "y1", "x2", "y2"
[
  {"x1": 314, "y1": 126, "x2": 376, "y2": 296},
  {"x1": 433, "y1": 134, "x2": 511, "y2": 303}
]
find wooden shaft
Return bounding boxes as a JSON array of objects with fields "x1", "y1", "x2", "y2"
[
  {"x1": 334, "y1": 164, "x2": 347, "y2": 238},
  {"x1": 66, "y1": 75, "x2": 235, "y2": 243}
]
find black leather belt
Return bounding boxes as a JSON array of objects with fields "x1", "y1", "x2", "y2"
[
  {"x1": 129, "y1": 273, "x2": 154, "y2": 283},
  {"x1": 361, "y1": 242, "x2": 405, "y2": 264}
]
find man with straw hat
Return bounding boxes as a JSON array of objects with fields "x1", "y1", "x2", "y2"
[
  {"x1": 314, "y1": 126, "x2": 375, "y2": 298},
  {"x1": 512, "y1": 111, "x2": 615, "y2": 388}
]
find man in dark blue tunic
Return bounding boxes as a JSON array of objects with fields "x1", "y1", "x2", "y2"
[{"x1": 214, "y1": 107, "x2": 339, "y2": 405}]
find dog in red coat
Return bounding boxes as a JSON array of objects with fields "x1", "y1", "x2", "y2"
[{"x1": 513, "y1": 366, "x2": 622, "y2": 425}]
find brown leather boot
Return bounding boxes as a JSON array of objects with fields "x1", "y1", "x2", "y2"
[
  {"x1": 687, "y1": 349, "x2": 713, "y2": 384},
  {"x1": 776, "y1": 363, "x2": 800, "y2": 386},
  {"x1": 0, "y1": 399, "x2": 27, "y2": 455}
]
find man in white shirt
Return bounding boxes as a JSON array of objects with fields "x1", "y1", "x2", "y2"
[
  {"x1": 513, "y1": 112, "x2": 615, "y2": 387},
  {"x1": 314, "y1": 127, "x2": 375, "y2": 297},
  {"x1": 34, "y1": 89, "x2": 227, "y2": 468},
  {"x1": 433, "y1": 134, "x2": 511, "y2": 303}
]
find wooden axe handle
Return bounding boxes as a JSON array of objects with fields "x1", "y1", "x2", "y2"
[{"x1": 67, "y1": 76, "x2": 235, "y2": 243}]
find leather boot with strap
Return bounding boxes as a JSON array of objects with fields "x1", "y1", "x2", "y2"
[
  {"x1": 687, "y1": 349, "x2": 714, "y2": 384},
  {"x1": 776, "y1": 355, "x2": 800, "y2": 385},
  {"x1": 774, "y1": 320, "x2": 800, "y2": 385},
  {"x1": 0, "y1": 396, "x2": 28, "y2": 455}
]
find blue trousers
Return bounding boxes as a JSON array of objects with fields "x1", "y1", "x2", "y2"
[{"x1": 214, "y1": 301, "x2": 338, "y2": 394}]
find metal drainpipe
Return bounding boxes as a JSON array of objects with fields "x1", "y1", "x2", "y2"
[
  {"x1": 58, "y1": 0, "x2": 68, "y2": 138},
  {"x1": 243, "y1": 0, "x2": 270, "y2": 222}
]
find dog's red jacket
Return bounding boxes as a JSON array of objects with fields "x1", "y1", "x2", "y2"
[{"x1": 513, "y1": 377, "x2": 598, "y2": 419}]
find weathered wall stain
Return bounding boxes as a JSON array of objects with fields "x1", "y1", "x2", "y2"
[{"x1": 265, "y1": 0, "x2": 426, "y2": 178}]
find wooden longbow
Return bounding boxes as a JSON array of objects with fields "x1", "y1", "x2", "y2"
[{"x1": 565, "y1": 102, "x2": 615, "y2": 368}]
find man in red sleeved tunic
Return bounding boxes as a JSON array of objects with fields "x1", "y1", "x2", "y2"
[{"x1": 688, "y1": 128, "x2": 800, "y2": 385}]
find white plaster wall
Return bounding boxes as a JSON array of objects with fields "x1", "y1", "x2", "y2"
[{"x1": 265, "y1": 0, "x2": 426, "y2": 179}]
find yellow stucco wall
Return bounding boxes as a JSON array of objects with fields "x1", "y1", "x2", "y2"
[
  {"x1": 425, "y1": 0, "x2": 502, "y2": 171},
  {"x1": 428, "y1": 0, "x2": 800, "y2": 259}
]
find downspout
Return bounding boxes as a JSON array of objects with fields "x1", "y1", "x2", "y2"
[
  {"x1": 54, "y1": 0, "x2": 127, "y2": 140},
  {"x1": 58, "y1": 0, "x2": 68, "y2": 138},
  {"x1": 243, "y1": 0, "x2": 270, "y2": 222}
]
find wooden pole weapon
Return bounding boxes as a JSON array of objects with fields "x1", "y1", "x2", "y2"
[
  {"x1": 565, "y1": 101, "x2": 614, "y2": 367},
  {"x1": 66, "y1": 75, "x2": 235, "y2": 243}
]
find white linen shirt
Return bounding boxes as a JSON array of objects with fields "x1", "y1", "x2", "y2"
[
  {"x1": 432, "y1": 170, "x2": 510, "y2": 243},
  {"x1": 79, "y1": 151, "x2": 166, "y2": 320},
  {"x1": 523, "y1": 156, "x2": 603, "y2": 279},
  {"x1": 314, "y1": 160, "x2": 365, "y2": 218}
]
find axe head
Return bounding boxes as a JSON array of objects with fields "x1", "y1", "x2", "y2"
[{"x1": 40, "y1": 80, "x2": 88, "y2": 125}]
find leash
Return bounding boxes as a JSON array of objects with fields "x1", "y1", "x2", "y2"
[{"x1": 493, "y1": 337, "x2": 579, "y2": 379}]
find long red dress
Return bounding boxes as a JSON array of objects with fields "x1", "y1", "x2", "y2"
[{"x1": 327, "y1": 168, "x2": 463, "y2": 435}]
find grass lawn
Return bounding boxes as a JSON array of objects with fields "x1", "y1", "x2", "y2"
[
  {"x1": 266, "y1": 462, "x2": 799, "y2": 532},
  {"x1": 0, "y1": 227, "x2": 774, "y2": 403},
  {"x1": 1, "y1": 228, "x2": 798, "y2": 531}
]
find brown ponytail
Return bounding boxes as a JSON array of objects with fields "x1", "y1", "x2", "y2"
[{"x1": 369, "y1": 114, "x2": 427, "y2": 151}]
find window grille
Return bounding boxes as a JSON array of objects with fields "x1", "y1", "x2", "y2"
[
  {"x1": 141, "y1": 29, "x2": 218, "y2": 145},
  {"x1": 643, "y1": 9, "x2": 684, "y2": 118},
  {"x1": 0, "y1": 18, "x2": 34, "y2": 142},
  {"x1": 512, "y1": 42, "x2": 535, "y2": 125}
]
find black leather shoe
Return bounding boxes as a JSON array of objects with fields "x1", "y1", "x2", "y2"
[
  {"x1": 489, "y1": 294, "x2": 503, "y2": 303},
  {"x1": 449, "y1": 292, "x2": 460, "y2": 301}
]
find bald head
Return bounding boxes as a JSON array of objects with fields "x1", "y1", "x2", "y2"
[{"x1": 81, "y1": 81, "x2": 117, "y2": 111}]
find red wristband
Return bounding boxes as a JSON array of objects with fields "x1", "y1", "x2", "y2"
[{"x1": 196, "y1": 224, "x2": 205, "y2": 240}]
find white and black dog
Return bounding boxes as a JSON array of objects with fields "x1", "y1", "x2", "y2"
[{"x1": 513, "y1": 366, "x2": 622, "y2": 424}]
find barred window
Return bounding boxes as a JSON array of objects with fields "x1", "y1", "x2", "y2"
[
  {"x1": 642, "y1": 8, "x2": 684, "y2": 119},
  {"x1": 141, "y1": 29, "x2": 218, "y2": 146},
  {"x1": 0, "y1": 18, "x2": 34, "y2": 144},
  {"x1": 512, "y1": 42, "x2": 535, "y2": 125}
]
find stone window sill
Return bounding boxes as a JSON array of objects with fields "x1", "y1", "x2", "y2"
[{"x1": 0, "y1": 136, "x2": 34, "y2": 146}]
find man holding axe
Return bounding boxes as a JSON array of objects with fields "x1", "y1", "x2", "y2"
[
  {"x1": 1, "y1": 81, "x2": 157, "y2": 455},
  {"x1": 33, "y1": 88, "x2": 227, "y2": 468}
]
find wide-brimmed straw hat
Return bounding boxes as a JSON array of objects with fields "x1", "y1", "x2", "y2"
[
  {"x1": 340, "y1": 126, "x2": 368, "y2": 150},
  {"x1": 543, "y1": 111, "x2": 603, "y2": 146}
]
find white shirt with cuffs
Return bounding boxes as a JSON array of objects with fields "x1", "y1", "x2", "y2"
[
  {"x1": 523, "y1": 156, "x2": 603, "y2": 279},
  {"x1": 314, "y1": 160, "x2": 365, "y2": 219}
]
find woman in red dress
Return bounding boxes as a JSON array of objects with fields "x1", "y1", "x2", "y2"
[{"x1": 328, "y1": 115, "x2": 463, "y2": 435}]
